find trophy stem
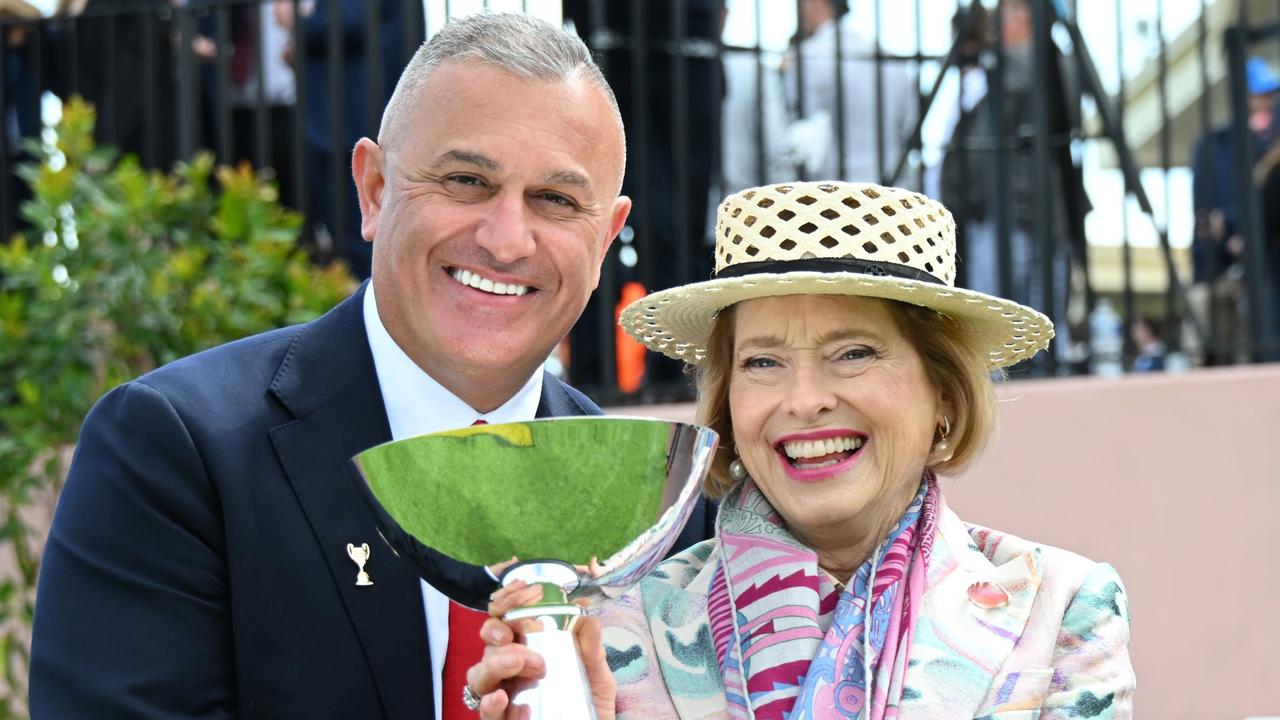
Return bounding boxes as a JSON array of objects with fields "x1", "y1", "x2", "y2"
[
  {"x1": 508, "y1": 620, "x2": 598, "y2": 720},
  {"x1": 502, "y1": 561, "x2": 598, "y2": 720}
]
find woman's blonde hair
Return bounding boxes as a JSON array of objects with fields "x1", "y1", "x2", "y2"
[{"x1": 693, "y1": 298, "x2": 1000, "y2": 499}]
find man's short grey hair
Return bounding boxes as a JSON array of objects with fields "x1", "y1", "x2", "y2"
[{"x1": 378, "y1": 13, "x2": 620, "y2": 143}]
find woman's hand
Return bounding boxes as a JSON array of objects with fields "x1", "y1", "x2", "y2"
[{"x1": 467, "y1": 581, "x2": 617, "y2": 719}]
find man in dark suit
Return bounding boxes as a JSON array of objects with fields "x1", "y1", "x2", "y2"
[{"x1": 29, "y1": 13, "x2": 714, "y2": 719}]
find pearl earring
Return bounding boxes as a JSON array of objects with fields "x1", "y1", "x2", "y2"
[
  {"x1": 934, "y1": 416, "x2": 952, "y2": 455},
  {"x1": 728, "y1": 458, "x2": 748, "y2": 482}
]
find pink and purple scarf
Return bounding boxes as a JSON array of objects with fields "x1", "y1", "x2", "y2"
[{"x1": 707, "y1": 474, "x2": 939, "y2": 719}]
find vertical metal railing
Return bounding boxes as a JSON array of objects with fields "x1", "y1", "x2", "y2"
[
  {"x1": 1116, "y1": 0, "x2": 1136, "y2": 366},
  {"x1": 289, "y1": 0, "x2": 308, "y2": 216},
  {"x1": 591, "y1": 0, "x2": 619, "y2": 400},
  {"x1": 1226, "y1": 5, "x2": 1278, "y2": 361},
  {"x1": 0, "y1": 23, "x2": 10, "y2": 246},
  {"x1": 325, "y1": 0, "x2": 344, "y2": 267},
  {"x1": 832, "y1": 0, "x2": 847, "y2": 180},
  {"x1": 5, "y1": 0, "x2": 1276, "y2": 396},
  {"x1": 990, "y1": 0, "x2": 1015, "y2": 325},
  {"x1": 1155, "y1": 0, "x2": 1178, "y2": 351},
  {"x1": 670, "y1": 0, "x2": 691, "y2": 289},
  {"x1": 871, "y1": 0, "x2": 884, "y2": 183},
  {"x1": 1028, "y1": 0, "x2": 1057, "y2": 376},
  {"x1": 176, "y1": 7, "x2": 198, "y2": 161},
  {"x1": 214, "y1": 7, "x2": 234, "y2": 164},
  {"x1": 364, "y1": 0, "x2": 382, "y2": 140},
  {"x1": 626, "y1": 1, "x2": 653, "y2": 392},
  {"x1": 251, "y1": 6, "x2": 269, "y2": 172},
  {"x1": 753, "y1": 0, "x2": 767, "y2": 187}
]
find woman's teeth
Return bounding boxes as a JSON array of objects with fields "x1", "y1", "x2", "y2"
[
  {"x1": 781, "y1": 436, "x2": 864, "y2": 460},
  {"x1": 451, "y1": 268, "x2": 529, "y2": 296}
]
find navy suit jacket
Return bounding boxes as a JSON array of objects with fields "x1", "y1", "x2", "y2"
[{"x1": 30, "y1": 285, "x2": 714, "y2": 719}]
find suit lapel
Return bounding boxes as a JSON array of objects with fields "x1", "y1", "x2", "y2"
[
  {"x1": 535, "y1": 372, "x2": 602, "y2": 418},
  {"x1": 901, "y1": 502, "x2": 1044, "y2": 715},
  {"x1": 267, "y1": 286, "x2": 433, "y2": 720}
]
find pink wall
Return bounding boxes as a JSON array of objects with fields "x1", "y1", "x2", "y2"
[{"x1": 617, "y1": 364, "x2": 1280, "y2": 719}]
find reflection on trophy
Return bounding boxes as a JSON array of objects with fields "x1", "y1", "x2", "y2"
[
  {"x1": 346, "y1": 542, "x2": 373, "y2": 587},
  {"x1": 349, "y1": 417, "x2": 718, "y2": 720}
]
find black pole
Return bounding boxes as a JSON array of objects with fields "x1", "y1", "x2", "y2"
[
  {"x1": 1156, "y1": 0, "x2": 1179, "y2": 352},
  {"x1": 1226, "y1": 24, "x2": 1276, "y2": 360},
  {"x1": 142, "y1": 11, "x2": 158, "y2": 168},
  {"x1": 101, "y1": 14, "x2": 117, "y2": 147},
  {"x1": 215, "y1": 6, "x2": 233, "y2": 165},
  {"x1": 403, "y1": 0, "x2": 423, "y2": 67},
  {"x1": 0, "y1": 23, "x2": 9, "y2": 245},
  {"x1": 1029, "y1": 0, "x2": 1057, "y2": 376},
  {"x1": 1115, "y1": 0, "x2": 1135, "y2": 366},
  {"x1": 1196, "y1": 0, "x2": 1216, "y2": 360},
  {"x1": 327, "y1": 0, "x2": 345, "y2": 265},
  {"x1": 832, "y1": 0, "x2": 846, "y2": 180},
  {"x1": 753, "y1": 1, "x2": 767, "y2": 186},
  {"x1": 177, "y1": 6, "x2": 198, "y2": 160},
  {"x1": 364, "y1": 0, "x2": 382, "y2": 137},
  {"x1": 289, "y1": 0, "x2": 308, "y2": 215},
  {"x1": 872, "y1": 0, "x2": 884, "y2": 183},
  {"x1": 912, "y1": 0, "x2": 924, "y2": 190},
  {"x1": 991, "y1": 1, "x2": 1014, "y2": 310},
  {"x1": 252, "y1": 5, "x2": 269, "y2": 172},
  {"x1": 792, "y1": 0, "x2": 807, "y2": 180},
  {"x1": 671, "y1": 0, "x2": 691, "y2": 286}
]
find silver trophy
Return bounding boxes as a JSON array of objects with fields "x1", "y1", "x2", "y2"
[{"x1": 350, "y1": 417, "x2": 718, "y2": 720}]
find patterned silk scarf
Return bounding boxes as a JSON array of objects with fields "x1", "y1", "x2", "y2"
[{"x1": 707, "y1": 474, "x2": 939, "y2": 719}]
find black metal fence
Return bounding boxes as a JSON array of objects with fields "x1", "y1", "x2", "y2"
[{"x1": 1, "y1": 0, "x2": 1276, "y2": 405}]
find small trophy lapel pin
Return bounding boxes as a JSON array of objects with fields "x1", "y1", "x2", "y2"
[{"x1": 346, "y1": 542, "x2": 374, "y2": 587}]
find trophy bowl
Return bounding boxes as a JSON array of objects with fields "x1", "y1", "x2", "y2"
[{"x1": 349, "y1": 417, "x2": 719, "y2": 719}]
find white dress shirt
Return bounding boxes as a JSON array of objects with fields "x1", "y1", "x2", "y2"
[{"x1": 362, "y1": 282, "x2": 542, "y2": 720}]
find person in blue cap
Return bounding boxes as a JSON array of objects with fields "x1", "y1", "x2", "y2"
[{"x1": 1188, "y1": 56, "x2": 1279, "y2": 365}]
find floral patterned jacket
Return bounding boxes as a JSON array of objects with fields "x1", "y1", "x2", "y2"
[{"x1": 596, "y1": 500, "x2": 1135, "y2": 719}]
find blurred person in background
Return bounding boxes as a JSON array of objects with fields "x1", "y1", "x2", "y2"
[
  {"x1": 940, "y1": 0, "x2": 1088, "y2": 371},
  {"x1": 784, "y1": 0, "x2": 917, "y2": 186},
  {"x1": 1130, "y1": 315, "x2": 1166, "y2": 373},
  {"x1": 469, "y1": 181, "x2": 1135, "y2": 718},
  {"x1": 1190, "y1": 56, "x2": 1279, "y2": 364},
  {"x1": 276, "y1": 0, "x2": 402, "y2": 280},
  {"x1": 718, "y1": 4, "x2": 792, "y2": 196}
]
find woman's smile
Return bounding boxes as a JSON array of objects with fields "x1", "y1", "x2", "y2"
[{"x1": 774, "y1": 429, "x2": 868, "y2": 482}]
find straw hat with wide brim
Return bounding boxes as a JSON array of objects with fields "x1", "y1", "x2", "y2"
[{"x1": 619, "y1": 181, "x2": 1054, "y2": 369}]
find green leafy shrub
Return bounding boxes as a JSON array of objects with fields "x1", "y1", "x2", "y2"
[{"x1": 0, "y1": 98, "x2": 355, "y2": 717}]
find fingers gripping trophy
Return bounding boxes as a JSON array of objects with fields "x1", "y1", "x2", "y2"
[{"x1": 349, "y1": 418, "x2": 718, "y2": 720}]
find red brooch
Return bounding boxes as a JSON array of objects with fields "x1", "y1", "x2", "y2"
[{"x1": 967, "y1": 581, "x2": 1010, "y2": 609}]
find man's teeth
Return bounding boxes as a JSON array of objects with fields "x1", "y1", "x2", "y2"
[
  {"x1": 451, "y1": 268, "x2": 529, "y2": 296},
  {"x1": 782, "y1": 436, "x2": 864, "y2": 459}
]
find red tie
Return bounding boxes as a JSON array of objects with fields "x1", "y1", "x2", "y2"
[
  {"x1": 442, "y1": 601, "x2": 489, "y2": 717},
  {"x1": 442, "y1": 417, "x2": 490, "y2": 717}
]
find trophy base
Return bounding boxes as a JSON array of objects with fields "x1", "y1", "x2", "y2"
[{"x1": 510, "y1": 627, "x2": 599, "y2": 720}]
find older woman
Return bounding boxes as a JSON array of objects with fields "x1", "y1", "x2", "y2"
[{"x1": 469, "y1": 182, "x2": 1134, "y2": 719}]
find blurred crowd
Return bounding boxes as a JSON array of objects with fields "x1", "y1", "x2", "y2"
[{"x1": 2, "y1": 0, "x2": 1278, "y2": 390}]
